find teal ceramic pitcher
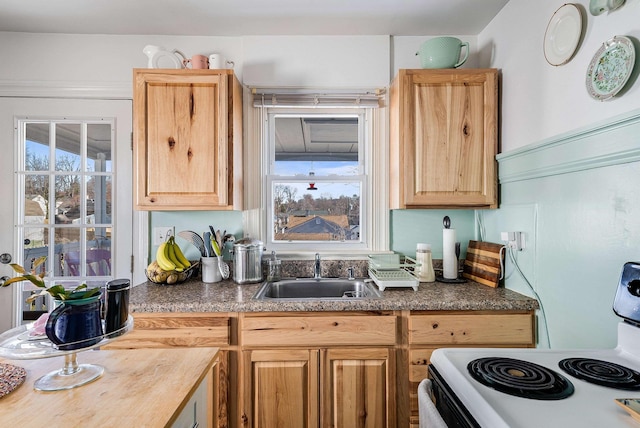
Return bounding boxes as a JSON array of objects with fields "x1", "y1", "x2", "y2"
[{"x1": 417, "y1": 37, "x2": 469, "y2": 69}]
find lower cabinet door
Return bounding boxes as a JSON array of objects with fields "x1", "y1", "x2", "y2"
[
  {"x1": 172, "y1": 372, "x2": 209, "y2": 428},
  {"x1": 243, "y1": 349, "x2": 320, "y2": 428},
  {"x1": 322, "y1": 348, "x2": 395, "y2": 428}
]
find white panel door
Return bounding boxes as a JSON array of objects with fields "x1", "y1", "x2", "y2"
[{"x1": 0, "y1": 98, "x2": 135, "y2": 332}]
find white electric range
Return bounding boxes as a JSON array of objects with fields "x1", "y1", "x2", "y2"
[{"x1": 427, "y1": 261, "x2": 640, "y2": 428}]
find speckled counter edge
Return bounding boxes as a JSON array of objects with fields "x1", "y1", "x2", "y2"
[{"x1": 129, "y1": 278, "x2": 540, "y2": 314}]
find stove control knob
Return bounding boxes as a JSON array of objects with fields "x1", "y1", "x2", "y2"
[{"x1": 627, "y1": 279, "x2": 640, "y2": 297}]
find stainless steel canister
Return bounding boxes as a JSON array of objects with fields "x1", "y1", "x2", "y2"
[{"x1": 232, "y1": 238, "x2": 264, "y2": 284}]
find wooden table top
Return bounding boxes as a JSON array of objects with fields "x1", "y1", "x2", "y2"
[{"x1": 0, "y1": 347, "x2": 219, "y2": 427}]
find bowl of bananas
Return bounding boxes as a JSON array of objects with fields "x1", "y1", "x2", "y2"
[{"x1": 146, "y1": 236, "x2": 200, "y2": 285}]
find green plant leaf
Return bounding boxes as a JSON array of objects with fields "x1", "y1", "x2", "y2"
[
  {"x1": 9, "y1": 263, "x2": 26, "y2": 275},
  {"x1": 3, "y1": 258, "x2": 100, "y2": 302},
  {"x1": 45, "y1": 284, "x2": 69, "y2": 300},
  {"x1": 31, "y1": 256, "x2": 47, "y2": 270},
  {"x1": 0, "y1": 276, "x2": 30, "y2": 287},
  {"x1": 72, "y1": 284, "x2": 88, "y2": 292},
  {"x1": 22, "y1": 274, "x2": 46, "y2": 288},
  {"x1": 25, "y1": 289, "x2": 49, "y2": 304}
]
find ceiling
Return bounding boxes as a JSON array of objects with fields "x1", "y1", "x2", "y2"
[{"x1": 0, "y1": 0, "x2": 510, "y2": 36}]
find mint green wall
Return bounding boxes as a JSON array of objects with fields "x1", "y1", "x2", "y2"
[
  {"x1": 152, "y1": 209, "x2": 476, "y2": 262},
  {"x1": 150, "y1": 211, "x2": 244, "y2": 261},
  {"x1": 481, "y1": 111, "x2": 640, "y2": 349},
  {"x1": 390, "y1": 210, "x2": 475, "y2": 260}
]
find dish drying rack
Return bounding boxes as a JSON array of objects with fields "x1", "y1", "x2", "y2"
[{"x1": 368, "y1": 254, "x2": 420, "y2": 291}]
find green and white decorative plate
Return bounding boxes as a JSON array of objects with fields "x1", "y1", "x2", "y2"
[{"x1": 586, "y1": 36, "x2": 635, "y2": 101}]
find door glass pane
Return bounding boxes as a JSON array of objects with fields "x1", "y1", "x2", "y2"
[
  {"x1": 55, "y1": 123, "x2": 81, "y2": 172},
  {"x1": 25, "y1": 176, "x2": 50, "y2": 221},
  {"x1": 25, "y1": 123, "x2": 50, "y2": 171},
  {"x1": 55, "y1": 174, "x2": 81, "y2": 224},
  {"x1": 86, "y1": 175, "x2": 112, "y2": 224},
  {"x1": 23, "y1": 226, "x2": 49, "y2": 274},
  {"x1": 23, "y1": 225, "x2": 47, "y2": 254},
  {"x1": 87, "y1": 123, "x2": 112, "y2": 172},
  {"x1": 57, "y1": 228, "x2": 81, "y2": 277}
]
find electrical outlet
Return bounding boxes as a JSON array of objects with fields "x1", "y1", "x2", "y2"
[
  {"x1": 153, "y1": 226, "x2": 174, "y2": 246},
  {"x1": 501, "y1": 231, "x2": 526, "y2": 251}
]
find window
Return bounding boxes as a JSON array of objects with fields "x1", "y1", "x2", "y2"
[
  {"x1": 268, "y1": 112, "x2": 365, "y2": 250},
  {"x1": 247, "y1": 91, "x2": 388, "y2": 255},
  {"x1": 16, "y1": 119, "x2": 114, "y2": 297}
]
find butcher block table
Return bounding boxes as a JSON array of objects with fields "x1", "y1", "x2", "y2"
[{"x1": 0, "y1": 347, "x2": 219, "y2": 427}]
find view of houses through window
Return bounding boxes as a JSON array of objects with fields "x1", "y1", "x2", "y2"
[{"x1": 269, "y1": 114, "x2": 364, "y2": 244}]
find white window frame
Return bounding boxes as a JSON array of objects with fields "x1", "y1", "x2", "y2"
[{"x1": 243, "y1": 89, "x2": 389, "y2": 258}]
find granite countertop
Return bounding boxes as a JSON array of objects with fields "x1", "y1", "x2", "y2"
[{"x1": 129, "y1": 278, "x2": 539, "y2": 313}]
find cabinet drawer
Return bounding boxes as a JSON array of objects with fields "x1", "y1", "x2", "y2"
[
  {"x1": 242, "y1": 314, "x2": 397, "y2": 347},
  {"x1": 105, "y1": 313, "x2": 230, "y2": 349},
  {"x1": 409, "y1": 312, "x2": 534, "y2": 346}
]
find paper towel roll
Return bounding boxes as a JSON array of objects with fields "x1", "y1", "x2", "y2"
[{"x1": 443, "y1": 228, "x2": 457, "y2": 279}]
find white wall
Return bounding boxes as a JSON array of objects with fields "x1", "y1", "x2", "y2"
[
  {"x1": 0, "y1": 31, "x2": 484, "y2": 94},
  {"x1": 242, "y1": 36, "x2": 390, "y2": 88},
  {"x1": 0, "y1": 32, "x2": 243, "y2": 97},
  {"x1": 0, "y1": 32, "x2": 400, "y2": 94},
  {"x1": 479, "y1": 0, "x2": 640, "y2": 151}
]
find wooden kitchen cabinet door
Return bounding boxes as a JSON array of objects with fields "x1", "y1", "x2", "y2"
[
  {"x1": 133, "y1": 69, "x2": 243, "y2": 210},
  {"x1": 389, "y1": 69, "x2": 498, "y2": 209},
  {"x1": 242, "y1": 349, "x2": 320, "y2": 428},
  {"x1": 322, "y1": 348, "x2": 395, "y2": 428}
]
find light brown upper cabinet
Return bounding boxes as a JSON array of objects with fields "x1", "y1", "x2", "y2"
[
  {"x1": 133, "y1": 69, "x2": 243, "y2": 210},
  {"x1": 389, "y1": 69, "x2": 498, "y2": 209}
]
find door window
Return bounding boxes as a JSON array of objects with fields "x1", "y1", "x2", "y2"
[{"x1": 17, "y1": 119, "x2": 114, "y2": 314}]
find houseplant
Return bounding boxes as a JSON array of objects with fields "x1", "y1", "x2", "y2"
[
  {"x1": 1, "y1": 256, "x2": 101, "y2": 302},
  {"x1": 2, "y1": 256, "x2": 104, "y2": 350}
]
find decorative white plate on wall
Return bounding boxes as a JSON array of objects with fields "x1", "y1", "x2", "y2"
[
  {"x1": 544, "y1": 3, "x2": 583, "y2": 66},
  {"x1": 586, "y1": 36, "x2": 635, "y2": 101}
]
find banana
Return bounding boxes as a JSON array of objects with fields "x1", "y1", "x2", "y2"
[
  {"x1": 156, "y1": 242, "x2": 177, "y2": 271},
  {"x1": 166, "y1": 238, "x2": 185, "y2": 271},
  {"x1": 146, "y1": 261, "x2": 170, "y2": 283},
  {"x1": 171, "y1": 237, "x2": 191, "y2": 269}
]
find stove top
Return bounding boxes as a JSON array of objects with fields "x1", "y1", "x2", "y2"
[{"x1": 430, "y1": 323, "x2": 640, "y2": 428}]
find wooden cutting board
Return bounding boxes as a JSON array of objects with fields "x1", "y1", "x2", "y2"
[{"x1": 462, "y1": 240, "x2": 505, "y2": 288}]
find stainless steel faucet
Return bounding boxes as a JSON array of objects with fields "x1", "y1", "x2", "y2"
[{"x1": 314, "y1": 253, "x2": 321, "y2": 279}]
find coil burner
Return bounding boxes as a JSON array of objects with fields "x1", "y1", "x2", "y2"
[
  {"x1": 468, "y1": 357, "x2": 575, "y2": 400},
  {"x1": 559, "y1": 358, "x2": 640, "y2": 390}
]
